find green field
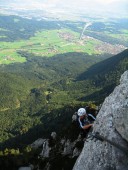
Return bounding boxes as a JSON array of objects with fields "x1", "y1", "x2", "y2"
[
  {"x1": 104, "y1": 29, "x2": 128, "y2": 42},
  {"x1": 0, "y1": 23, "x2": 127, "y2": 65},
  {"x1": 0, "y1": 28, "x2": 101, "y2": 64}
]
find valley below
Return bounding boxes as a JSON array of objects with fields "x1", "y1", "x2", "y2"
[
  {"x1": 0, "y1": 13, "x2": 127, "y2": 158},
  {"x1": 0, "y1": 0, "x2": 128, "y2": 169},
  {"x1": 0, "y1": 15, "x2": 127, "y2": 64}
]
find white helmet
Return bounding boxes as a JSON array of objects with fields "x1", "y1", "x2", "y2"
[{"x1": 77, "y1": 108, "x2": 86, "y2": 116}]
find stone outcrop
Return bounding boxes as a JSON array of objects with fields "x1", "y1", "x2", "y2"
[
  {"x1": 18, "y1": 164, "x2": 34, "y2": 170},
  {"x1": 73, "y1": 71, "x2": 128, "y2": 170},
  {"x1": 18, "y1": 168, "x2": 31, "y2": 170},
  {"x1": 39, "y1": 133, "x2": 83, "y2": 159},
  {"x1": 40, "y1": 140, "x2": 51, "y2": 158},
  {"x1": 26, "y1": 128, "x2": 84, "y2": 170},
  {"x1": 31, "y1": 138, "x2": 46, "y2": 149}
]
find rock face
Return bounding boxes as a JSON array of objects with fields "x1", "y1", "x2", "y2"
[
  {"x1": 73, "y1": 71, "x2": 128, "y2": 170},
  {"x1": 40, "y1": 140, "x2": 51, "y2": 158},
  {"x1": 31, "y1": 138, "x2": 46, "y2": 149},
  {"x1": 28, "y1": 129, "x2": 83, "y2": 170}
]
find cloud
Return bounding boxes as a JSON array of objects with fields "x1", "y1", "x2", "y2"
[
  {"x1": 0, "y1": 0, "x2": 127, "y2": 17},
  {"x1": 41, "y1": 0, "x2": 128, "y2": 12},
  {"x1": 1, "y1": 0, "x2": 127, "y2": 9}
]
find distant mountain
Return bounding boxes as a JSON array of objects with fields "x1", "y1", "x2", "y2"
[
  {"x1": 78, "y1": 49, "x2": 128, "y2": 80},
  {"x1": 77, "y1": 49, "x2": 128, "y2": 101},
  {"x1": 0, "y1": 15, "x2": 60, "y2": 42}
]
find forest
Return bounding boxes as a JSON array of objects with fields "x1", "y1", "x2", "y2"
[
  {"x1": 0, "y1": 49, "x2": 128, "y2": 150},
  {"x1": 0, "y1": 15, "x2": 128, "y2": 150}
]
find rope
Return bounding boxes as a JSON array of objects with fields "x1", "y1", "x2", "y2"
[{"x1": 87, "y1": 132, "x2": 128, "y2": 156}]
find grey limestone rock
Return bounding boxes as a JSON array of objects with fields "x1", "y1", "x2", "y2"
[
  {"x1": 40, "y1": 140, "x2": 51, "y2": 158},
  {"x1": 18, "y1": 165, "x2": 34, "y2": 170},
  {"x1": 72, "y1": 147, "x2": 81, "y2": 158},
  {"x1": 18, "y1": 168, "x2": 31, "y2": 170},
  {"x1": 62, "y1": 139, "x2": 74, "y2": 156},
  {"x1": 51, "y1": 132, "x2": 57, "y2": 140},
  {"x1": 31, "y1": 138, "x2": 46, "y2": 149},
  {"x1": 73, "y1": 71, "x2": 128, "y2": 170}
]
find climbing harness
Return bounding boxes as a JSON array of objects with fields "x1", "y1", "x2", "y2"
[{"x1": 86, "y1": 132, "x2": 128, "y2": 156}]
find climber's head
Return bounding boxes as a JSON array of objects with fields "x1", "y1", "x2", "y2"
[{"x1": 77, "y1": 108, "x2": 87, "y2": 117}]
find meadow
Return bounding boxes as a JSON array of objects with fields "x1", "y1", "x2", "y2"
[
  {"x1": 0, "y1": 28, "x2": 102, "y2": 64},
  {"x1": 0, "y1": 15, "x2": 127, "y2": 65}
]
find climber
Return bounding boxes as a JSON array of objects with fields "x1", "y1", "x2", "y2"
[{"x1": 77, "y1": 108, "x2": 96, "y2": 130}]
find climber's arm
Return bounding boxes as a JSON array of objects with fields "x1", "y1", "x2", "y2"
[
  {"x1": 78, "y1": 117, "x2": 93, "y2": 130},
  {"x1": 82, "y1": 124, "x2": 93, "y2": 130}
]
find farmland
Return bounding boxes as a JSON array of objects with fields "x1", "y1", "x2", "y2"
[
  {"x1": 0, "y1": 29, "x2": 100, "y2": 64},
  {"x1": 0, "y1": 28, "x2": 127, "y2": 64},
  {"x1": 0, "y1": 15, "x2": 127, "y2": 64}
]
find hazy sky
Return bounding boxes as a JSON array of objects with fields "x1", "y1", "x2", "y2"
[
  {"x1": 42, "y1": 0, "x2": 128, "y2": 13},
  {"x1": 0, "y1": 0, "x2": 128, "y2": 17}
]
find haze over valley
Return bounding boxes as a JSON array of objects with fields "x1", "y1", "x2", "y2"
[{"x1": 0, "y1": 0, "x2": 128, "y2": 19}]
